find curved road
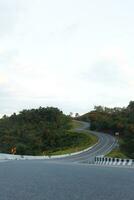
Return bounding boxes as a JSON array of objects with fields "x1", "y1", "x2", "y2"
[{"x1": 53, "y1": 121, "x2": 117, "y2": 163}]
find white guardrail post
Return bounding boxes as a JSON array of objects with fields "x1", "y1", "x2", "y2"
[{"x1": 94, "y1": 156, "x2": 134, "y2": 167}]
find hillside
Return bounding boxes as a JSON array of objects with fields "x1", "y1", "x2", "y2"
[
  {"x1": 0, "y1": 107, "x2": 72, "y2": 155},
  {"x1": 77, "y1": 101, "x2": 134, "y2": 159},
  {"x1": 0, "y1": 107, "x2": 97, "y2": 156}
]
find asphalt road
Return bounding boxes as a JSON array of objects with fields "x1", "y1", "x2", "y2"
[
  {"x1": 0, "y1": 160, "x2": 134, "y2": 200},
  {"x1": 55, "y1": 121, "x2": 117, "y2": 163}
]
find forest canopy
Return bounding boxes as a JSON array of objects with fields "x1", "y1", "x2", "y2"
[
  {"x1": 0, "y1": 107, "x2": 72, "y2": 155},
  {"x1": 77, "y1": 101, "x2": 134, "y2": 158}
]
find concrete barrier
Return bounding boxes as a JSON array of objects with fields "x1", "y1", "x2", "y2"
[{"x1": 0, "y1": 141, "x2": 99, "y2": 161}]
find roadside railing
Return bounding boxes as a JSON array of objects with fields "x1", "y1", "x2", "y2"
[{"x1": 94, "y1": 156, "x2": 134, "y2": 167}]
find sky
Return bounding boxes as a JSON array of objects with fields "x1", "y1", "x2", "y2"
[{"x1": 0, "y1": 0, "x2": 134, "y2": 116}]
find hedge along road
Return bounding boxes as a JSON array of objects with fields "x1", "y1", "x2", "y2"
[{"x1": 48, "y1": 121, "x2": 117, "y2": 163}]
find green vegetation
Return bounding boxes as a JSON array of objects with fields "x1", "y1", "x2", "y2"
[
  {"x1": 107, "y1": 148, "x2": 128, "y2": 159},
  {"x1": 0, "y1": 107, "x2": 72, "y2": 155},
  {"x1": 78, "y1": 101, "x2": 134, "y2": 159},
  {"x1": 0, "y1": 107, "x2": 98, "y2": 156},
  {"x1": 71, "y1": 120, "x2": 84, "y2": 130},
  {"x1": 44, "y1": 130, "x2": 98, "y2": 155}
]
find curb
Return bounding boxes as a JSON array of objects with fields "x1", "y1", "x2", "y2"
[{"x1": 0, "y1": 140, "x2": 99, "y2": 160}]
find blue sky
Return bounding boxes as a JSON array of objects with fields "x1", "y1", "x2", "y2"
[{"x1": 0, "y1": 0, "x2": 134, "y2": 116}]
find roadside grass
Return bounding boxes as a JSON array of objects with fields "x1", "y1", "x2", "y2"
[
  {"x1": 43, "y1": 129, "x2": 98, "y2": 156},
  {"x1": 106, "y1": 138, "x2": 129, "y2": 158},
  {"x1": 49, "y1": 131, "x2": 98, "y2": 155},
  {"x1": 106, "y1": 148, "x2": 128, "y2": 158},
  {"x1": 70, "y1": 120, "x2": 84, "y2": 130}
]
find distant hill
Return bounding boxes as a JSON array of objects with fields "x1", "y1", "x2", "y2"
[{"x1": 77, "y1": 101, "x2": 134, "y2": 159}]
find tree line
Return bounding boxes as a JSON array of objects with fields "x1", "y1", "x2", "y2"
[
  {"x1": 0, "y1": 107, "x2": 72, "y2": 155},
  {"x1": 77, "y1": 101, "x2": 134, "y2": 158}
]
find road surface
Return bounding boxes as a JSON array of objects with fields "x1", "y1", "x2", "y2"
[
  {"x1": 0, "y1": 160, "x2": 134, "y2": 200},
  {"x1": 55, "y1": 121, "x2": 117, "y2": 163}
]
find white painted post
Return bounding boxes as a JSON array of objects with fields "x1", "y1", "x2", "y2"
[
  {"x1": 113, "y1": 158, "x2": 117, "y2": 165},
  {"x1": 128, "y1": 159, "x2": 133, "y2": 166},
  {"x1": 110, "y1": 158, "x2": 113, "y2": 165},
  {"x1": 100, "y1": 157, "x2": 103, "y2": 165},
  {"x1": 117, "y1": 158, "x2": 122, "y2": 165},
  {"x1": 122, "y1": 159, "x2": 127, "y2": 165}
]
